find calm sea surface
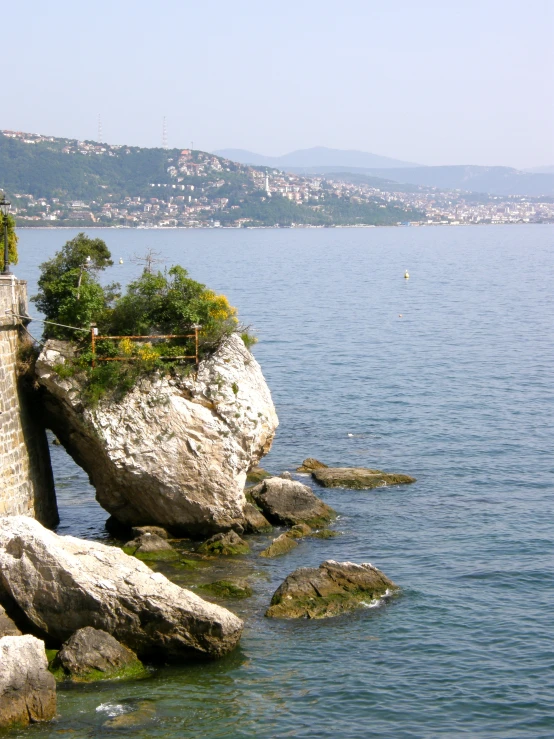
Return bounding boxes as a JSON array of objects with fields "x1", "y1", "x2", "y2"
[{"x1": 10, "y1": 225, "x2": 554, "y2": 738}]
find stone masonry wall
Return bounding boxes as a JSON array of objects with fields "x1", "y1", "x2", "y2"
[{"x1": 0, "y1": 276, "x2": 58, "y2": 527}]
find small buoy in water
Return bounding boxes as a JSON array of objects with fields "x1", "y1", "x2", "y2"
[
  {"x1": 404, "y1": 270, "x2": 409, "y2": 279},
  {"x1": 347, "y1": 433, "x2": 354, "y2": 437},
  {"x1": 399, "y1": 314, "x2": 403, "y2": 318},
  {"x1": 119, "y1": 258, "x2": 124, "y2": 264}
]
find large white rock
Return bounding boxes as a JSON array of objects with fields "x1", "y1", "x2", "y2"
[
  {"x1": 0, "y1": 516, "x2": 243, "y2": 659},
  {"x1": 36, "y1": 333, "x2": 278, "y2": 534},
  {"x1": 0, "y1": 635, "x2": 56, "y2": 727}
]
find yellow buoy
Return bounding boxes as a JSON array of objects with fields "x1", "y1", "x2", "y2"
[{"x1": 404, "y1": 270, "x2": 409, "y2": 279}]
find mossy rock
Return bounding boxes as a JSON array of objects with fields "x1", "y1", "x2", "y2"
[
  {"x1": 260, "y1": 534, "x2": 298, "y2": 558},
  {"x1": 123, "y1": 546, "x2": 179, "y2": 562},
  {"x1": 103, "y1": 700, "x2": 156, "y2": 729},
  {"x1": 312, "y1": 467, "x2": 416, "y2": 490},
  {"x1": 197, "y1": 580, "x2": 253, "y2": 598},
  {"x1": 310, "y1": 529, "x2": 339, "y2": 539},
  {"x1": 296, "y1": 458, "x2": 328, "y2": 473},
  {"x1": 287, "y1": 523, "x2": 312, "y2": 539},
  {"x1": 197, "y1": 531, "x2": 250, "y2": 556},
  {"x1": 266, "y1": 560, "x2": 398, "y2": 619}
]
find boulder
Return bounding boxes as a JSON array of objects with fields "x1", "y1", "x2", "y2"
[
  {"x1": 131, "y1": 525, "x2": 170, "y2": 539},
  {"x1": 279, "y1": 471, "x2": 292, "y2": 480},
  {"x1": 296, "y1": 458, "x2": 328, "y2": 473},
  {"x1": 0, "y1": 516, "x2": 242, "y2": 659},
  {"x1": 53, "y1": 627, "x2": 144, "y2": 681},
  {"x1": 260, "y1": 534, "x2": 298, "y2": 558},
  {"x1": 312, "y1": 467, "x2": 416, "y2": 489},
  {"x1": 197, "y1": 531, "x2": 250, "y2": 556},
  {"x1": 0, "y1": 603, "x2": 21, "y2": 637},
  {"x1": 102, "y1": 700, "x2": 156, "y2": 730},
  {"x1": 35, "y1": 334, "x2": 278, "y2": 536},
  {"x1": 242, "y1": 502, "x2": 272, "y2": 533},
  {"x1": 0, "y1": 635, "x2": 56, "y2": 728},
  {"x1": 266, "y1": 560, "x2": 397, "y2": 619},
  {"x1": 249, "y1": 478, "x2": 335, "y2": 527}
]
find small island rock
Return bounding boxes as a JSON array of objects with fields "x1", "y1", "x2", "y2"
[
  {"x1": 0, "y1": 635, "x2": 56, "y2": 728},
  {"x1": 53, "y1": 627, "x2": 144, "y2": 681},
  {"x1": 131, "y1": 525, "x2": 170, "y2": 540},
  {"x1": 312, "y1": 467, "x2": 416, "y2": 490},
  {"x1": 266, "y1": 560, "x2": 397, "y2": 619},
  {"x1": 249, "y1": 478, "x2": 335, "y2": 527}
]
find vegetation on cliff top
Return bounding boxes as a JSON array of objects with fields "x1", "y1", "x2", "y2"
[{"x1": 33, "y1": 233, "x2": 253, "y2": 403}]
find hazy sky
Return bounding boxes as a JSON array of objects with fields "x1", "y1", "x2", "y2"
[{"x1": 4, "y1": 0, "x2": 553, "y2": 167}]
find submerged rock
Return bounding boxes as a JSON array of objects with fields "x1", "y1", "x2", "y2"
[
  {"x1": 197, "y1": 580, "x2": 253, "y2": 599},
  {"x1": 0, "y1": 516, "x2": 242, "y2": 659},
  {"x1": 260, "y1": 533, "x2": 298, "y2": 558},
  {"x1": 296, "y1": 458, "x2": 328, "y2": 473},
  {"x1": 35, "y1": 334, "x2": 278, "y2": 536},
  {"x1": 0, "y1": 635, "x2": 56, "y2": 728},
  {"x1": 198, "y1": 531, "x2": 250, "y2": 556},
  {"x1": 102, "y1": 700, "x2": 156, "y2": 729},
  {"x1": 266, "y1": 560, "x2": 397, "y2": 619},
  {"x1": 53, "y1": 627, "x2": 145, "y2": 682},
  {"x1": 312, "y1": 467, "x2": 416, "y2": 489},
  {"x1": 249, "y1": 478, "x2": 335, "y2": 527}
]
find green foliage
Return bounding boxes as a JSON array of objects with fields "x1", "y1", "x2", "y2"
[
  {"x1": 32, "y1": 233, "x2": 115, "y2": 338},
  {"x1": 0, "y1": 213, "x2": 18, "y2": 265}
]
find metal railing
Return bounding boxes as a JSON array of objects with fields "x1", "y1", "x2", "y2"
[{"x1": 91, "y1": 325, "x2": 200, "y2": 368}]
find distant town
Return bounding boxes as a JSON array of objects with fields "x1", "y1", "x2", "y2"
[{"x1": 3, "y1": 130, "x2": 553, "y2": 228}]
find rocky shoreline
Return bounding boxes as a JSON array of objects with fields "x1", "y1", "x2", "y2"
[{"x1": 1, "y1": 326, "x2": 415, "y2": 729}]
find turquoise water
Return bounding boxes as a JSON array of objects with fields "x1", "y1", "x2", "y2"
[{"x1": 10, "y1": 225, "x2": 554, "y2": 738}]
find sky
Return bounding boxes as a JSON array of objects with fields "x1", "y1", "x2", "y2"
[{"x1": 3, "y1": 0, "x2": 553, "y2": 168}]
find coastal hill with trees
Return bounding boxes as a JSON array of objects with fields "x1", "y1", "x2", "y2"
[{"x1": 0, "y1": 131, "x2": 423, "y2": 228}]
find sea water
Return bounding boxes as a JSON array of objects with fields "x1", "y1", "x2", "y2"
[{"x1": 10, "y1": 224, "x2": 554, "y2": 738}]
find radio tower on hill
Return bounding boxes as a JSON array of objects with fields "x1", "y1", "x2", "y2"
[
  {"x1": 162, "y1": 116, "x2": 168, "y2": 149},
  {"x1": 97, "y1": 114, "x2": 103, "y2": 143}
]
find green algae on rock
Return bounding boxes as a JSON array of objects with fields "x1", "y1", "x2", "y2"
[
  {"x1": 287, "y1": 523, "x2": 313, "y2": 539},
  {"x1": 260, "y1": 533, "x2": 298, "y2": 558},
  {"x1": 198, "y1": 580, "x2": 253, "y2": 598},
  {"x1": 310, "y1": 528, "x2": 339, "y2": 539},
  {"x1": 312, "y1": 467, "x2": 416, "y2": 490},
  {"x1": 266, "y1": 560, "x2": 397, "y2": 619},
  {"x1": 198, "y1": 531, "x2": 250, "y2": 556}
]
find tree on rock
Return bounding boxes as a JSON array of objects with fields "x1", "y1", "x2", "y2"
[{"x1": 32, "y1": 233, "x2": 116, "y2": 338}]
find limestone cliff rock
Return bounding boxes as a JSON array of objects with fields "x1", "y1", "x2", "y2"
[
  {"x1": 35, "y1": 333, "x2": 278, "y2": 535},
  {"x1": 0, "y1": 516, "x2": 243, "y2": 659}
]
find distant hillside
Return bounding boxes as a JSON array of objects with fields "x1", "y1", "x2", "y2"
[
  {"x1": 213, "y1": 146, "x2": 419, "y2": 170},
  {"x1": 286, "y1": 164, "x2": 554, "y2": 197},
  {"x1": 0, "y1": 131, "x2": 424, "y2": 228}
]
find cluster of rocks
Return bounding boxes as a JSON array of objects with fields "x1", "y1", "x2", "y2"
[{"x1": 0, "y1": 330, "x2": 418, "y2": 729}]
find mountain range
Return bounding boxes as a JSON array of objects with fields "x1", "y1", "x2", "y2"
[
  {"x1": 214, "y1": 148, "x2": 554, "y2": 197},
  {"x1": 213, "y1": 146, "x2": 418, "y2": 170}
]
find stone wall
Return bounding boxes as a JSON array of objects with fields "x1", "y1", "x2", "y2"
[{"x1": 0, "y1": 276, "x2": 58, "y2": 527}]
